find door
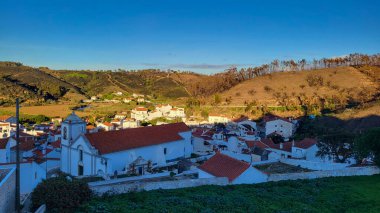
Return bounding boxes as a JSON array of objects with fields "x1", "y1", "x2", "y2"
[{"x1": 78, "y1": 165, "x2": 84, "y2": 176}]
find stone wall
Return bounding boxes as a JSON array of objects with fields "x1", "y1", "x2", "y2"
[
  {"x1": 90, "y1": 177, "x2": 229, "y2": 195},
  {"x1": 280, "y1": 158, "x2": 349, "y2": 171},
  {"x1": 268, "y1": 166, "x2": 380, "y2": 182},
  {"x1": 0, "y1": 168, "x2": 16, "y2": 213}
]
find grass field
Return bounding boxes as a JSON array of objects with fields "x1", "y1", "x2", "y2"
[{"x1": 78, "y1": 175, "x2": 380, "y2": 213}]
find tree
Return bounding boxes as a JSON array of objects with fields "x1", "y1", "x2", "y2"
[
  {"x1": 31, "y1": 174, "x2": 92, "y2": 212},
  {"x1": 354, "y1": 127, "x2": 380, "y2": 166},
  {"x1": 317, "y1": 132, "x2": 355, "y2": 163}
]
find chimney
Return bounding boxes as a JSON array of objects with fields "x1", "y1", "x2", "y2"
[{"x1": 280, "y1": 143, "x2": 283, "y2": 150}]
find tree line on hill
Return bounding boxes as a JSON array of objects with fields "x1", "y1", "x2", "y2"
[{"x1": 187, "y1": 53, "x2": 380, "y2": 97}]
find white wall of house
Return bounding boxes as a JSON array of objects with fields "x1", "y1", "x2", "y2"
[
  {"x1": 265, "y1": 120, "x2": 294, "y2": 138},
  {"x1": 232, "y1": 167, "x2": 268, "y2": 184},
  {"x1": 208, "y1": 116, "x2": 229, "y2": 124},
  {"x1": 192, "y1": 137, "x2": 213, "y2": 154},
  {"x1": 198, "y1": 169, "x2": 216, "y2": 179},
  {"x1": 0, "y1": 149, "x2": 7, "y2": 163},
  {"x1": 0, "y1": 161, "x2": 46, "y2": 194}
]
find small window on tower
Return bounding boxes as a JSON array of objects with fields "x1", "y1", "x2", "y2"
[{"x1": 164, "y1": 148, "x2": 167, "y2": 155}]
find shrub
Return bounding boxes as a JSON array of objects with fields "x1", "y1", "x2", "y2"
[
  {"x1": 31, "y1": 174, "x2": 92, "y2": 212},
  {"x1": 263, "y1": 86, "x2": 272, "y2": 92}
]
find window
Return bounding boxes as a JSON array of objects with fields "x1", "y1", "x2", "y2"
[
  {"x1": 35, "y1": 172, "x2": 37, "y2": 179},
  {"x1": 164, "y1": 148, "x2": 167, "y2": 155},
  {"x1": 78, "y1": 146, "x2": 83, "y2": 161},
  {"x1": 63, "y1": 127, "x2": 67, "y2": 140}
]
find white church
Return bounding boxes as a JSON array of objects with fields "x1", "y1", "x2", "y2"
[{"x1": 60, "y1": 112, "x2": 192, "y2": 177}]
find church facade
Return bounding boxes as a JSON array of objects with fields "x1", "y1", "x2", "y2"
[{"x1": 60, "y1": 112, "x2": 192, "y2": 177}]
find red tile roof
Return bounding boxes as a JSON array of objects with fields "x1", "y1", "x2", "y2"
[
  {"x1": 10, "y1": 137, "x2": 36, "y2": 151},
  {"x1": 245, "y1": 140, "x2": 269, "y2": 149},
  {"x1": 85, "y1": 122, "x2": 190, "y2": 154},
  {"x1": 102, "y1": 122, "x2": 113, "y2": 127},
  {"x1": 0, "y1": 115, "x2": 11, "y2": 122},
  {"x1": 295, "y1": 138, "x2": 317, "y2": 149},
  {"x1": 261, "y1": 138, "x2": 293, "y2": 152},
  {"x1": 199, "y1": 152, "x2": 250, "y2": 182},
  {"x1": 134, "y1": 107, "x2": 148, "y2": 111},
  {"x1": 50, "y1": 140, "x2": 61, "y2": 149},
  {"x1": 263, "y1": 115, "x2": 292, "y2": 124}
]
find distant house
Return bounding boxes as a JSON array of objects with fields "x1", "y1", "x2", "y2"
[
  {"x1": 168, "y1": 108, "x2": 186, "y2": 118},
  {"x1": 86, "y1": 125, "x2": 98, "y2": 134},
  {"x1": 192, "y1": 128, "x2": 214, "y2": 154},
  {"x1": 263, "y1": 115, "x2": 297, "y2": 139},
  {"x1": 0, "y1": 123, "x2": 11, "y2": 138},
  {"x1": 147, "y1": 110, "x2": 163, "y2": 121},
  {"x1": 131, "y1": 107, "x2": 149, "y2": 121},
  {"x1": 208, "y1": 114, "x2": 230, "y2": 124},
  {"x1": 291, "y1": 138, "x2": 318, "y2": 161},
  {"x1": 0, "y1": 116, "x2": 17, "y2": 124},
  {"x1": 115, "y1": 114, "x2": 126, "y2": 120},
  {"x1": 137, "y1": 97, "x2": 145, "y2": 103},
  {"x1": 122, "y1": 118, "x2": 139, "y2": 129},
  {"x1": 198, "y1": 152, "x2": 267, "y2": 184},
  {"x1": 97, "y1": 122, "x2": 115, "y2": 131},
  {"x1": 123, "y1": 98, "x2": 133, "y2": 103},
  {"x1": 60, "y1": 112, "x2": 192, "y2": 177},
  {"x1": 156, "y1": 104, "x2": 172, "y2": 115}
]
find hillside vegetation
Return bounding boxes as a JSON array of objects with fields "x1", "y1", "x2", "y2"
[
  {"x1": 220, "y1": 66, "x2": 379, "y2": 107},
  {"x1": 0, "y1": 53, "x2": 379, "y2": 109},
  {"x1": 79, "y1": 175, "x2": 380, "y2": 213},
  {"x1": 0, "y1": 62, "x2": 193, "y2": 105}
]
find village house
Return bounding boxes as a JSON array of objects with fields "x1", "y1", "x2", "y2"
[
  {"x1": 291, "y1": 138, "x2": 318, "y2": 161},
  {"x1": 60, "y1": 112, "x2": 193, "y2": 177},
  {"x1": 122, "y1": 118, "x2": 140, "y2": 129},
  {"x1": 263, "y1": 115, "x2": 297, "y2": 139},
  {"x1": 137, "y1": 97, "x2": 145, "y2": 103},
  {"x1": 86, "y1": 125, "x2": 98, "y2": 134},
  {"x1": 198, "y1": 152, "x2": 267, "y2": 184},
  {"x1": 123, "y1": 97, "x2": 133, "y2": 103},
  {"x1": 0, "y1": 122, "x2": 11, "y2": 138},
  {"x1": 156, "y1": 104, "x2": 172, "y2": 116},
  {"x1": 132, "y1": 93, "x2": 144, "y2": 98},
  {"x1": 192, "y1": 128, "x2": 214, "y2": 154},
  {"x1": 208, "y1": 114, "x2": 230, "y2": 124},
  {"x1": 131, "y1": 107, "x2": 149, "y2": 121},
  {"x1": 147, "y1": 110, "x2": 163, "y2": 121},
  {"x1": 114, "y1": 114, "x2": 127, "y2": 120},
  {"x1": 168, "y1": 107, "x2": 186, "y2": 118},
  {"x1": 97, "y1": 122, "x2": 115, "y2": 131}
]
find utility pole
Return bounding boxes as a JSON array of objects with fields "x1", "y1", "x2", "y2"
[{"x1": 15, "y1": 98, "x2": 20, "y2": 213}]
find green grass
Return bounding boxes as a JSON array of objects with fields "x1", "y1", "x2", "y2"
[{"x1": 78, "y1": 175, "x2": 380, "y2": 213}]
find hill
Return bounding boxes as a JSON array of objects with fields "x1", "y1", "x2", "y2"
[
  {"x1": 220, "y1": 66, "x2": 379, "y2": 107},
  {"x1": 79, "y1": 175, "x2": 380, "y2": 212},
  {"x1": 0, "y1": 62, "x2": 197, "y2": 105}
]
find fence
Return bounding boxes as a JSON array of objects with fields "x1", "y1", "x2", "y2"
[{"x1": 90, "y1": 177, "x2": 229, "y2": 195}]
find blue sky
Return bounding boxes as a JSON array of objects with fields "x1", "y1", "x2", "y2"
[{"x1": 0, "y1": 0, "x2": 379, "y2": 74}]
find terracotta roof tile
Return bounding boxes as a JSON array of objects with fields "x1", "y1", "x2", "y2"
[
  {"x1": 85, "y1": 122, "x2": 190, "y2": 154},
  {"x1": 198, "y1": 152, "x2": 250, "y2": 182},
  {"x1": 295, "y1": 138, "x2": 317, "y2": 149}
]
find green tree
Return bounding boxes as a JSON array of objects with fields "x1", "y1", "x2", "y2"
[{"x1": 354, "y1": 127, "x2": 380, "y2": 166}]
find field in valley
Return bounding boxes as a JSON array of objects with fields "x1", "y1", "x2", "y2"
[{"x1": 78, "y1": 175, "x2": 380, "y2": 213}]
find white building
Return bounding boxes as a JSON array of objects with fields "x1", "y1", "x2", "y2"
[
  {"x1": 208, "y1": 114, "x2": 230, "y2": 124},
  {"x1": 122, "y1": 118, "x2": 140, "y2": 129},
  {"x1": 263, "y1": 116, "x2": 297, "y2": 139},
  {"x1": 198, "y1": 152, "x2": 267, "y2": 184},
  {"x1": 131, "y1": 107, "x2": 149, "y2": 121},
  {"x1": 291, "y1": 138, "x2": 319, "y2": 161},
  {"x1": 168, "y1": 108, "x2": 186, "y2": 118},
  {"x1": 97, "y1": 122, "x2": 115, "y2": 131},
  {"x1": 147, "y1": 110, "x2": 163, "y2": 121},
  {"x1": 156, "y1": 104, "x2": 172, "y2": 115},
  {"x1": 60, "y1": 112, "x2": 192, "y2": 177}
]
